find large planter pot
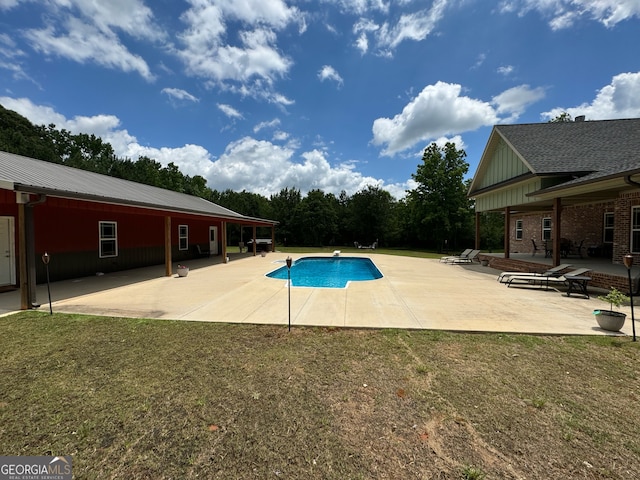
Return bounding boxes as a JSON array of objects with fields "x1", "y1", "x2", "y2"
[
  {"x1": 594, "y1": 310, "x2": 626, "y2": 332},
  {"x1": 177, "y1": 267, "x2": 189, "y2": 277}
]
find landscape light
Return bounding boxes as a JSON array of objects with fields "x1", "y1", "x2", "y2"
[{"x1": 624, "y1": 254, "x2": 636, "y2": 342}]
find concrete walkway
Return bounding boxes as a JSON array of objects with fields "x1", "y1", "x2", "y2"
[{"x1": 0, "y1": 252, "x2": 636, "y2": 336}]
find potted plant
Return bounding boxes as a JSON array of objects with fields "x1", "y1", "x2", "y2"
[
  {"x1": 593, "y1": 287, "x2": 629, "y2": 331},
  {"x1": 176, "y1": 264, "x2": 189, "y2": 277}
]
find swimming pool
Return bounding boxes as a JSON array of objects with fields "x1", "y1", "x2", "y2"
[{"x1": 266, "y1": 257, "x2": 383, "y2": 288}]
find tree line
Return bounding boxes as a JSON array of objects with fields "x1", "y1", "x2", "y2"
[{"x1": 0, "y1": 104, "x2": 502, "y2": 251}]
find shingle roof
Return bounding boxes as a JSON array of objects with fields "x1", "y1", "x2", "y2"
[
  {"x1": 496, "y1": 118, "x2": 640, "y2": 179},
  {"x1": 0, "y1": 150, "x2": 276, "y2": 224}
]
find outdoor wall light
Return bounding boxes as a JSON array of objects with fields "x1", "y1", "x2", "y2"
[{"x1": 623, "y1": 254, "x2": 636, "y2": 342}]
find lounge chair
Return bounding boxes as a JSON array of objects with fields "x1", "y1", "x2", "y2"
[
  {"x1": 440, "y1": 248, "x2": 472, "y2": 263},
  {"x1": 445, "y1": 249, "x2": 481, "y2": 264},
  {"x1": 497, "y1": 263, "x2": 572, "y2": 283},
  {"x1": 506, "y1": 267, "x2": 591, "y2": 289}
]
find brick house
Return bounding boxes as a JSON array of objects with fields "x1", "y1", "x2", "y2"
[
  {"x1": 468, "y1": 117, "x2": 640, "y2": 288},
  {"x1": 0, "y1": 151, "x2": 277, "y2": 309}
]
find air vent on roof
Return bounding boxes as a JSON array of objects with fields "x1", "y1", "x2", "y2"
[{"x1": 574, "y1": 115, "x2": 585, "y2": 122}]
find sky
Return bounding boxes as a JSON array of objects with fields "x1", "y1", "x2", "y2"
[{"x1": 1, "y1": 1, "x2": 640, "y2": 201}]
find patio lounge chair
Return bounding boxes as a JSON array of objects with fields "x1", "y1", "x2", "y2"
[
  {"x1": 506, "y1": 267, "x2": 591, "y2": 289},
  {"x1": 497, "y1": 263, "x2": 572, "y2": 283},
  {"x1": 354, "y1": 241, "x2": 376, "y2": 249},
  {"x1": 440, "y1": 248, "x2": 472, "y2": 263},
  {"x1": 445, "y1": 249, "x2": 481, "y2": 264}
]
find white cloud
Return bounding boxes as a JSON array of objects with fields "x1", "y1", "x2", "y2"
[
  {"x1": 324, "y1": 0, "x2": 389, "y2": 15},
  {"x1": 0, "y1": 96, "x2": 139, "y2": 155},
  {"x1": 25, "y1": 19, "x2": 155, "y2": 81},
  {"x1": 253, "y1": 118, "x2": 281, "y2": 132},
  {"x1": 371, "y1": 81, "x2": 499, "y2": 156},
  {"x1": 217, "y1": 103, "x2": 243, "y2": 119},
  {"x1": 0, "y1": 0, "x2": 21, "y2": 9},
  {"x1": 0, "y1": 32, "x2": 35, "y2": 83},
  {"x1": 542, "y1": 71, "x2": 640, "y2": 120},
  {"x1": 11, "y1": 0, "x2": 164, "y2": 80},
  {"x1": 162, "y1": 88, "x2": 199, "y2": 103},
  {"x1": 318, "y1": 65, "x2": 344, "y2": 87},
  {"x1": 500, "y1": 0, "x2": 640, "y2": 29},
  {"x1": 354, "y1": 32, "x2": 369, "y2": 54},
  {"x1": 378, "y1": 0, "x2": 448, "y2": 51},
  {"x1": 64, "y1": 0, "x2": 164, "y2": 41},
  {"x1": 1, "y1": 97, "x2": 404, "y2": 198},
  {"x1": 492, "y1": 84, "x2": 546, "y2": 120},
  {"x1": 354, "y1": 0, "x2": 450, "y2": 56},
  {"x1": 208, "y1": 137, "x2": 389, "y2": 197},
  {"x1": 272, "y1": 130, "x2": 289, "y2": 141},
  {"x1": 176, "y1": 0, "x2": 299, "y2": 101},
  {"x1": 217, "y1": 0, "x2": 299, "y2": 28},
  {"x1": 497, "y1": 65, "x2": 514, "y2": 76}
]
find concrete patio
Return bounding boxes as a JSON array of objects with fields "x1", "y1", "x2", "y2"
[{"x1": 0, "y1": 252, "x2": 637, "y2": 337}]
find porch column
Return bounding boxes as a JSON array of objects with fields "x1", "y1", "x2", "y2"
[
  {"x1": 221, "y1": 221, "x2": 227, "y2": 261},
  {"x1": 504, "y1": 207, "x2": 510, "y2": 259},
  {"x1": 553, "y1": 198, "x2": 561, "y2": 267},
  {"x1": 252, "y1": 225, "x2": 257, "y2": 256},
  {"x1": 18, "y1": 204, "x2": 28, "y2": 310},
  {"x1": 475, "y1": 211, "x2": 480, "y2": 250},
  {"x1": 164, "y1": 216, "x2": 172, "y2": 276},
  {"x1": 271, "y1": 225, "x2": 275, "y2": 252}
]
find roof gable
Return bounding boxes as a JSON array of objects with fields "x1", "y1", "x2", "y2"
[{"x1": 470, "y1": 118, "x2": 640, "y2": 197}]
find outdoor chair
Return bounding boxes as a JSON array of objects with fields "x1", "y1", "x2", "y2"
[
  {"x1": 506, "y1": 267, "x2": 591, "y2": 288},
  {"x1": 531, "y1": 239, "x2": 540, "y2": 256},
  {"x1": 196, "y1": 244, "x2": 211, "y2": 257},
  {"x1": 445, "y1": 249, "x2": 481, "y2": 264},
  {"x1": 440, "y1": 248, "x2": 472, "y2": 263},
  {"x1": 497, "y1": 263, "x2": 572, "y2": 283}
]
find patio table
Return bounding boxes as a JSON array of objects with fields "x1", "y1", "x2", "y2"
[{"x1": 565, "y1": 275, "x2": 591, "y2": 298}]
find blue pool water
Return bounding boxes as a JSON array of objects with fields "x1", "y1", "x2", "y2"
[{"x1": 266, "y1": 257, "x2": 383, "y2": 288}]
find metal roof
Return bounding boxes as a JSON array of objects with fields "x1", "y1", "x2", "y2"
[{"x1": 0, "y1": 150, "x2": 277, "y2": 225}]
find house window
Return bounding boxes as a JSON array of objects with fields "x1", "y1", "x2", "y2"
[
  {"x1": 542, "y1": 217, "x2": 552, "y2": 241},
  {"x1": 515, "y1": 220, "x2": 523, "y2": 240},
  {"x1": 632, "y1": 207, "x2": 640, "y2": 254},
  {"x1": 603, "y1": 212, "x2": 614, "y2": 243},
  {"x1": 179, "y1": 225, "x2": 188, "y2": 251},
  {"x1": 99, "y1": 221, "x2": 118, "y2": 258}
]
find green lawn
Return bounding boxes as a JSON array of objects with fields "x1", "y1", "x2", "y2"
[{"x1": 1, "y1": 311, "x2": 639, "y2": 479}]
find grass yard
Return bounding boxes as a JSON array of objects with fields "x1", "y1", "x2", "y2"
[{"x1": 1, "y1": 312, "x2": 639, "y2": 479}]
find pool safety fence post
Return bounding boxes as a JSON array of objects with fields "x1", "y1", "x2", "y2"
[
  {"x1": 41, "y1": 252, "x2": 52, "y2": 315},
  {"x1": 624, "y1": 254, "x2": 636, "y2": 342},
  {"x1": 286, "y1": 256, "x2": 292, "y2": 332}
]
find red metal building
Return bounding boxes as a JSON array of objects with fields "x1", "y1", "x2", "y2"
[{"x1": 0, "y1": 151, "x2": 277, "y2": 309}]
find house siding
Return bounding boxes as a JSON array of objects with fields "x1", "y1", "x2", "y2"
[
  {"x1": 475, "y1": 177, "x2": 543, "y2": 212},
  {"x1": 1, "y1": 195, "x2": 225, "y2": 283},
  {"x1": 477, "y1": 138, "x2": 529, "y2": 189}
]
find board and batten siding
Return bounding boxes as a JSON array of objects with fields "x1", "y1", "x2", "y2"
[
  {"x1": 475, "y1": 177, "x2": 543, "y2": 212},
  {"x1": 473, "y1": 137, "x2": 542, "y2": 212},
  {"x1": 476, "y1": 138, "x2": 530, "y2": 190}
]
